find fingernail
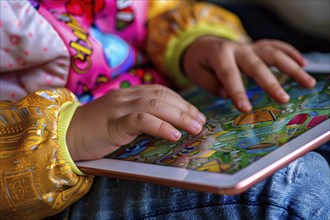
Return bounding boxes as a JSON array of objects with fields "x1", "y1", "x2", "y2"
[
  {"x1": 277, "y1": 90, "x2": 290, "y2": 102},
  {"x1": 306, "y1": 75, "x2": 316, "y2": 86},
  {"x1": 198, "y1": 113, "x2": 206, "y2": 123},
  {"x1": 239, "y1": 100, "x2": 252, "y2": 112},
  {"x1": 192, "y1": 119, "x2": 201, "y2": 130},
  {"x1": 172, "y1": 130, "x2": 181, "y2": 140}
]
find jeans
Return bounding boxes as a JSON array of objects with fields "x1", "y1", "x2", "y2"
[{"x1": 62, "y1": 152, "x2": 330, "y2": 220}]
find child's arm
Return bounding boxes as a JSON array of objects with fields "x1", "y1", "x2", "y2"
[
  {"x1": 0, "y1": 89, "x2": 93, "y2": 219},
  {"x1": 0, "y1": 85, "x2": 206, "y2": 218},
  {"x1": 182, "y1": 36, "x2": 315, "y2": 112},
  {"x1": 145, "y1": 1, "x2": 315, "y2": 112}
]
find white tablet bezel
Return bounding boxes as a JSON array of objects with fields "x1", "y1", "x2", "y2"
[{"x1": 77, "y1": 119, "x2": 329, "y2": 195}]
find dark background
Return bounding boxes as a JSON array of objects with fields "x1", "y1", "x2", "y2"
[{"x1": 206, "y1": 0, "x2": 330, "y2": 53}]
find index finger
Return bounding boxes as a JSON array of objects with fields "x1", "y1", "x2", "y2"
[
  {"x1": 210, "y1": 51, "x2": 252, "y2": 112},
  {"x1": 127, "y1": 85, "x2": 207, "y2": 123},
  {"x1": 237, "y1": 49, "x2": 290, "y2": 103},
  {"x1": 269, "y1": 40, "x2": 307, "y2": 66}
]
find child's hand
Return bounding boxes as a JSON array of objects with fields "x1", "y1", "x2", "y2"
[
  {"x1": 66, "y1": 85, "x2": 206, "y2": 161},
  {"x1": 183, "y1": 36, "x2": 316, "y2": 112}
]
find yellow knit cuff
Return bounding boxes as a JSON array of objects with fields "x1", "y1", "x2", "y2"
[
  {"x1": 166, "y1": 23, "x2": 240, "y2": 88},
  {"x1": 58, "y1": 101, "x2": 85, "y2": 176}
]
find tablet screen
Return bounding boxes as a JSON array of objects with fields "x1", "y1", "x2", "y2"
[{"x1": 108, "y1": 74, "x2": 330, "y2": 175}]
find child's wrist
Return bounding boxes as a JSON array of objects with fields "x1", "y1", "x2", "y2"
[
  {"x1": 58, "y1": 102, "x2": 85, "y2": 175},
  {"x1": 66, "y1": 106, "x2": 81, "y2": 161}
]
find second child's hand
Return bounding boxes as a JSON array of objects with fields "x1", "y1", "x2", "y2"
[{"x1": 183, "y1": 36, "x2": 316, "y2": 112}]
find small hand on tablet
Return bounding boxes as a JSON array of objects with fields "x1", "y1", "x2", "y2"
[
  {"x1": 67, "y1": 85, "x2": 206, "y2": 161},
  {"x1": 183, "y1": 36, "x2": 316, "y2": 112}
]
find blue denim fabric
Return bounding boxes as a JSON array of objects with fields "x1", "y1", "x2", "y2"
[{"x1": 64, "y1": 152, "x2": 330, "y2": 220}]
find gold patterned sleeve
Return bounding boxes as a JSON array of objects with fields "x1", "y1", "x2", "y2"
[
  {"x1": 0, "y1": 89, "x2": 93, "y2": 220},
  {"x1": 145, "y1": 0, "x2": 250, "y2": 89}
]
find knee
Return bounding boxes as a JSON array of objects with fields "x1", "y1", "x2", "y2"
[
  {"x1": 295, "y1": 151, "x2": 330, "y2": 184},
  {"x1": 273, "y1": 152, "x2": 330, "y2": 219}
]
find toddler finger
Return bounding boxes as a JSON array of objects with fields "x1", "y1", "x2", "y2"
[
  {"x1": 122, "y1": 98, "x2": 204, "y2": 135},
  {"x1": 210, "y1": 50, "x2": 252, "y2": 112},
  {"x1": 261, "y1": 49, "x2": 316, "y2": 88},
  {"x1": 218, "y1": 87, "x2": 228, "y2": 99},
  {"x1": 268, "y1": 40, "x2": 307, "y2": 66},
  {"x1": 126, "y1": 85, "x2": 206, "y2": 124},
  {"x1": 185, "y1": 64, "x2": 222, "y2": 96},
  {"x1": 118, "y1": 112, "x2": 182, "y2": 142},
  {"x1": 237, "y1": 50, "x2": 290, "y2": 103}
]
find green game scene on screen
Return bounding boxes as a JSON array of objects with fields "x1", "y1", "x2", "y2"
[{"x1": 108, "y1": 74, "x2": 330, "y2": 174}]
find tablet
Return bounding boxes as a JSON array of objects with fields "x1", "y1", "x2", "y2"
[
  {"x1": 76, "y1": 74, "x2": 330, "y2": 195},
  {"x1": 303, "y1": 52, "x2": 330, "y2": 73}
]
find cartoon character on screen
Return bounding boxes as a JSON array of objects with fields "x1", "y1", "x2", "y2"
[{"x1": 111, "y1": 140, "x2": 150, "y2": 159}]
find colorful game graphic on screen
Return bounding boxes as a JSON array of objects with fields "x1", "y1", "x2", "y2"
[{"x1": 108, "y1": 74, "x2": 330, "y2": 174}]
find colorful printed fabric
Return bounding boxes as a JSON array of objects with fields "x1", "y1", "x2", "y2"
[
  {"x1": 0, "y1": 0, "x2": 249, "y2": 218},
  {"x1": 0, "y1": 88, "x2": 93, "y2": 219},
  {"x1": 0, "y1": 0, "x2": 168, "y2": 103}
]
